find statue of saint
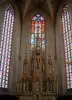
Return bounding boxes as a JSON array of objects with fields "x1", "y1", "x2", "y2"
[{"x1": 36, "y1": 58, "x2": 39, "y2": 69}]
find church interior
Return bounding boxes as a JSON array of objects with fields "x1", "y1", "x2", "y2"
[{"x1": 0, "y1": 0, "x2": 72, "y2": 100}]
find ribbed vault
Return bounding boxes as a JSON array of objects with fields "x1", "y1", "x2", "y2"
[{"x1": 0, "y1": 0, "x2": 62, "y2": 23}]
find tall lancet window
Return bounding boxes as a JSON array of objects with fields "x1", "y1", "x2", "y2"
[
  {"x1": 62, "y1": 5, "x2": 72, "y2": 89},
  {"x1": 31, "y1": 14, "x2": 45, "y2": 51},
  {"x1": 0, "y1": 4, "x2": 14, "y2": 88}
]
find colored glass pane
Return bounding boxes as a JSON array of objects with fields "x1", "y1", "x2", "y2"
[
  {"x1": 62, "y1": 5, "x2": 72, "y2": 89},
  {"x1": 31, "y1": 14, "x2": 45, "y2": 50},
  {"x1": 0, "y1": 4, "x2": 14, "y2": 88}
]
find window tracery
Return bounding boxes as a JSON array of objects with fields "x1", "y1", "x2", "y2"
[
  {"x1": 31, "y1": 14, "x2": 45, "y2": 51},
  {"x1": 62, "y1": 5, "x2": 72, "y2": 89},
  {"x1": 0, "y1": 4, "x2": 14, "y2": 88}
]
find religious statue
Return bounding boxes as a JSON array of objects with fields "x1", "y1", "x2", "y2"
[
  {"x1": 42, "y1": 64, "x2": 45, "y2": 74},
  {"x1": 31, "y1": 64, "x2": 34, "y2": 72},
  {"x1": 36, "y1": 58, "x2": 40, "y2": 69},
  {"x1": 49, "y1": 79, "x2": 53, "y2": 93},
  {"x1": 24, "y1": 63, "x2": 27, "y2": 73},
  {"x1": 48, "y1": 59, "x2": 52, "y2": 65},
  {"x1": 49, "y1": 66, "x2": 51, "y2": 74}
]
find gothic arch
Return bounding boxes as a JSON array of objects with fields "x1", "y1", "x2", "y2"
[
  {"x1": 0, "y1": 1, "x2": 21, "y2": 92},
  {"x1": 55, "y1": 1, "x2": 72, "y2": 94}
]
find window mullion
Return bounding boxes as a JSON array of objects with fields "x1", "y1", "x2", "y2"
[{"x1": 0, "y1": 4, "x2": 14, "y2": 88}]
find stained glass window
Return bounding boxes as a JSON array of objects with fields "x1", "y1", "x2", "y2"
[
  {"x1": 31, "y1": 14, "x2": 45, "y2": 51},
  {"x1": 62, "y1": 5, "x2": 72, "y2": 89},
  {"x1": 0, "y1": 4, "x2": 14, "y2": 88}
]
